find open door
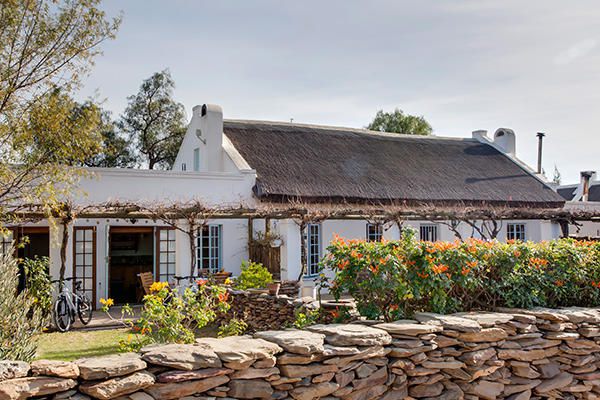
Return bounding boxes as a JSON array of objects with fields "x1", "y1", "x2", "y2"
[{"x1": 109, "y1": 227, "x2": 154, "y2": 304}]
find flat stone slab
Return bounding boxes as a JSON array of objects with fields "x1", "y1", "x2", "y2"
[
  {"x1": 374, "y1": 321, "x2": 443, "y2": 336},
  {"x1": 414, "y1": 312, "x2": 482, "y2": 332},
  {"x1": 254, "y1": 329, "x2": 325, "y2": 355},
  {"x1": 306, "y1": 324, "x2": 392, "y2": 346},
  {"x1": 30, "y1": 360, "x2": 79, "y2": 379},
  {"x1": 79, "y1": 371, "x2": 155, "y2": 400},
  {"x1": 0, "y1": 361, "x2": 29, "y2": 382},
  {"x1": 0, "y1": 377, "x2": 77, "y2": 400},
  {"x1": 141, "y1": 343, "x2": 221, "y2": 371},
  {"x1": 196, "y1": 335, "x2": 282, "y2": 364},
  {"x1": 453, "y1": 312, "x2": 514, "y2": 327},
  {"x1": 157, "y1": 367, "x2": 232, "y2": 383},
  {"x1": 77, "y1": 353, "x2": 146, "y2": 380},
  {"x1": 144, "y1": 374, "x2": 229, "y2": 400}
]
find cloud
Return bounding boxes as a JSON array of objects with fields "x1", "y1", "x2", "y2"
[{"x1": 554, "y1": 39, "x2": 598, "y2": 65}]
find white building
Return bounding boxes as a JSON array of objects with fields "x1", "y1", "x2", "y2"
[
  {"x1": 558, "y1": 171, "x2": 600, "y2": 238},
  {"x1": 3, "y1": 104, "x2": 566, "y2": 306}
]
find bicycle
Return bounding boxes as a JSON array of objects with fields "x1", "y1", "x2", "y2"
[{"x1": 51, "y1": 277, "x2": 93, "y2": 332}]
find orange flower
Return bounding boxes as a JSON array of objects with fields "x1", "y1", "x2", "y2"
[
  {"x1": 390, "y1": 304, "x2": 399, "y2": 311},
  {"x1": 406, "y1": 260, "x2": 416, "y2": 267},
  {"x1": 529, "y1": 257, "x2": 549, "y2": 270},
  {"x1": 513, "y1": 250, "x2": 522, "y2": 258},
  {"x1": 338, "y1": 259, "x2": 350, "y2": 270},
  {"x1": 466, "y1": 260, "x2": 478, "y2": 268},
  {"x1": 218, "y1": 292, "x2": 229, "y2": 303},
  {"x1": 592, "y1": 281, "x2": 600, "y2": 288},
  {"x1": 196, "y1": 279, "x2": 208, "y2": 287},
  {"x1": 555, "y1": 280, "x2": 564, "y2": 287},
  {"x1": 461, "y1": 267, "x2": 471, "y2": 276},
  {"x1": 417, "y1": 272, "x2": 429, "y2": 279},
  {"x1": 431, "y1": 264, "x2": 449, "y2": 275},
  {"x1": 369, "y1": 264, "x2": 379, "y2": 274}
]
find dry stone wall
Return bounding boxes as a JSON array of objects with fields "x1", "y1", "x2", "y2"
[{"x1": 4, "y1": 307, "x2": 600, "y2": 399}]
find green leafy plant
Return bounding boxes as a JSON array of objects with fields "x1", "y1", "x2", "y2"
[
  {"x1": 235, "y1": 261, "x2": 273, "y2": 290},
  {"x1": 0, "y1": 251, "x2": 46, "y2": 361},
  {"x1": 22, "y1": 256, "x2": 52, "y2": 317},
  {"x1": 103, "y1": 281, "x2": 231, "y2": 352},
  {"x1": 218, "y1": 317, "x2": 248, "y2": 337},
  {"x1": 293, "y1": 308, "x2": 321, "y2": 329},
  {"x1": 322, "y1": 232, "x2": 600, "y2": 321}
]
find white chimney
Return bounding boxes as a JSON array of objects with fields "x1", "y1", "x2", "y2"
[
  {"x1": 472, "y1": 130, "x2": 489, "y2": 141},
  {"x1": 493, "y1": 128, "x2": 516, "y2": 156},
  {"x1": 194, "y1": 104, "x2": 223, "y2": 172}
]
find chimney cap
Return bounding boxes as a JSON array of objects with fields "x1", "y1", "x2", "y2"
[{"x1": 537, "y1": 132, "x2": 546, "y2": 138}]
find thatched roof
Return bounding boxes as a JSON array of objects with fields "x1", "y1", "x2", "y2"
[{"x1": 224, "y1": 120, "x2": 565, "y2": 208}]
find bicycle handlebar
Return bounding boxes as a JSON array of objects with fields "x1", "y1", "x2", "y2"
[{"x1": 51, "y1": 277, "x2": 78, "y2": 283}]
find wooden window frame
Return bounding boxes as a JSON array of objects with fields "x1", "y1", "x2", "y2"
[
  {"x1": 73, "y1": 226, "x2": 96, "y2": 305},
  {"x1": 420, "y1": 224, "x2": 438, "y2": 242},
  {"x1": 507, "y1": 223, "x2": 526, "y2": 241},
  {"x1": 156, "y1": 227, "x2": 176, "y2": 283},
  {"x1": 197, "y1": 224, "x2": 223, "y2": 274},
  {"x1": 305, "y1": 223, "x2": 322, "y2": 277},
  {"x1": 366, "y1": 223, "x2": 383, "y2": 242}
]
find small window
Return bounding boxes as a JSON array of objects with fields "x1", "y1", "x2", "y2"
[
  {"x1": 197, "y1": 224, "x2": 222, "y2": 273},
  {"x1": 305, "y1": 223, "x2": 321, "y2": 276},
  {"x1": 157, "y1": 228, "x2": 176, "y2": 283},
  {"x1": 507, "y1": 223, "x2": 526, "y2": 241},
  {"x1": 181, "y1": 163, "x2": 186, "y2": 171},
  {"x1": 0, "y1": 230, "x2": 13, "y2": 255},
  {"x1": 366, "y1": 223, "x2": 383, "y2": 242},
  {"x1": 193, "y1": 148, "x2": 200, "y2": 171},
  {"x1": 420, "y1": 224, "x2": 438, "y2": 242}
]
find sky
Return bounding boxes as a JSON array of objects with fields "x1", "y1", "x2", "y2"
[{"x1": 80, "y1": 0, "x2": 600, "y2": 184}]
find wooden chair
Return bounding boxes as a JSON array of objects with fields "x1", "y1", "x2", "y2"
[{"x1": 137, "y1": 272, "x2": 154, "y2": 301}]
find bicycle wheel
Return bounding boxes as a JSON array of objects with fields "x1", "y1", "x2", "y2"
[
  {"x1": 77, "y1": 294, "x2": 93, "y2": 325},
  {"x1": 53, "y1": 295, "x2": 71, "y2": 332}
]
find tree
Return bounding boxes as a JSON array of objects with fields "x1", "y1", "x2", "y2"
[
  {"x1": 367, "y1": 108, "x2": 432, "y2": 135},
  {"x1": 120, "y1": 70, "x2": 187, "y2": 170},
  {"x1": 0, "y1": 0, "x2": 120, "y2": 221},
  {"x1": 84, "y1": 110, "x2": 135, "y2": 168}
]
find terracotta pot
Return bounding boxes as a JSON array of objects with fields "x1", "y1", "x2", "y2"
[{"x1": 267, "y1": 282, "x2": 281, "y2": 296}]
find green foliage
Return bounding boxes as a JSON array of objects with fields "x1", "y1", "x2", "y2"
[
  {"x1": 22, "y1": 256, "x2": 53, "y2": 317},
  {"x1": 0, "y1": 251, "x2": 46, "y2": 361},
  {"x1": 218, "y1": 317, "x2": 248, "y2": 338},
  {"x1": 111, "y1": 281, "x2": 230, "y2": 352},
  {"x1": 293, "y1": 308, "x2": 320, "y2": 329},
  {"x1": 235, "y1": 261, "x2": 273, "y2": 290},
  {"x1": 367, "y1": 108, "x2": 432, "y2": 135},
  {"x1": 322, "y1": 233, "x2": 600, "y2": 321},
  {"x1": 0, "y1": 0, "x2": 120, "y2": 223},
  {"x1": 119, "y1": 70, "x2": 187, "y2": 170},
  {"x1": 84, "y1": 110, "x2": 135, "y2": 168}
]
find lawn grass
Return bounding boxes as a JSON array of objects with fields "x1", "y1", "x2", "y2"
[
  {"x1": 34, "y1": 328, "x2": 135, "y2": 361},
  {"x1": 34, "y1": 325, "x2": 221, "y2": 361}
]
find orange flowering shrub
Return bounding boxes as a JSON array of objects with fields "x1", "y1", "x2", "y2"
[{"x1": 320, "y1": 229, "x2": 600, "y2": 321}]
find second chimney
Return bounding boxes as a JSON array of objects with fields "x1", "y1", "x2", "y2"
[
  {"x1": 580, "y1": 171, "x2": 595, "y2": 202},
  {"x1": 536, "y1": 132, "x2": 545, "y2": 174}
]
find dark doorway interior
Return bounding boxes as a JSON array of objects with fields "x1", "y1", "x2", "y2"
[
  {"x1": 109, "y1": 228, "x2": 154, "y2": 304},
  {"x1": 16, "y1": 228, "x2": 50, "y2": 291}
]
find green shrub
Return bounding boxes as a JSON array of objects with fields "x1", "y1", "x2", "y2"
[
  {"x1": 292, "y1": 308, "x2": 321, "y2": 329},
  {"x1": 0, "y1": 251, "x2": 46, "y2": 361},
  {"x1": 321, "y1": 232, "x2": 600, "y2": 321},
  {"x1": 235, "y1": 261, "x2": 273, "y2": 290},
  {"x1": 22, "y1": 256, "x2": 52, "y2": 317},
  {"x1": 218, "y1": 317, "x2": 248, "y2": 337}
]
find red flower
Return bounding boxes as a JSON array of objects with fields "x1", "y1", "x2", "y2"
[
  {"x1": 196, "y1": 279, "x2": 208, "y2": 287},
  {"x1": 218, "y1": 292, "x2": 229, "y2": 303}
]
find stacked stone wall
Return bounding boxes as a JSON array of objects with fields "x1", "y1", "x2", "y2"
[{"x1": 4, "y1": 307, "x2": 600, "y2": 399}]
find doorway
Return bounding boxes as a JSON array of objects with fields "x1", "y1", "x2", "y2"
[
  {"x1": 14, "y1": 227, "x2": 50, "y2": 291},
  {"x1": 108, "y1": 227, "x2": 154, "y2": 304}
]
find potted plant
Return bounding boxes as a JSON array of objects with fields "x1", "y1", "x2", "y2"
[{"x1": 267, "y1": 281, "x2": 281, "y2": 296}]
